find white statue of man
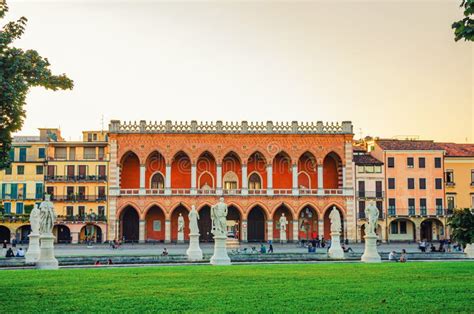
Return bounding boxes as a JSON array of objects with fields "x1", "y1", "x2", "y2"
[
  {"x1": 188, "y1": 205, "x2": 200, "y2": 235},
  {"x1": 329, "y1": 206, "x2": 341, "y2": 233},
  {"x1": 279, "y1": 213, "x2": 288, "y2": 232},
  {"x1": 178, "y1": 213, "x2": 185, "y2": 233},
  {"x1": 39, "y1": 195, "x2": 56, "y2": 235},
  {"x1": 30, "y1": 204, "x2": 41, "y2": 235},
  {"x1": 211, "y1": 197, "x2": 228, "y2": 237},
  {"x1": 365, "y1": 202, "x2": 379, "y2": 236}
]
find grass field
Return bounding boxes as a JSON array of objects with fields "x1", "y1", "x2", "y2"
[{"x1": 0, "y1": 262, "x2": 473, "y2": 313}]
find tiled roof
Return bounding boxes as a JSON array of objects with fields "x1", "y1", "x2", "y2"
[
  {"x1": 376, "y1": 139, "x2": 442, "y2": 151},
  {"x1": 353, "y1": 154, "x2": 383, "y2": 165},
  {"x1": 436, "y1": 143, "x2": 474, "y2": 157}
]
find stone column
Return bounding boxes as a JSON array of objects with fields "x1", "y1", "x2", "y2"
[
  {"x1": 108, "y1": 198, "x2": 117, "y2": 241},
  {"x1": 317, "y1": 165, "x2": 324, "y2": 195},
  {"x1": 139, "y1": 164, "x2": 146, "y2": 194},
  {"x1": 342, "y1": 166, "x2": 346, "y2": 189},
  {"x1": 165, "y1": 164, "x2": 171, "y2": 195},
  {"x1": 165, "y1": 219, "x2": 171, "y2": 243},
  {"x1": 266, "y1": 220, "x2": 273, "y2": 242},
  {"x1": 415, "y1": 225, "x2": 421, "y2": 242},
  {"x1": 266, "y1": 164, "x2": 273, "y2": 195},
  {"x1": 241, "y1": 220, "x2": 248, "y2": 242},
  {"x1": 191, "y1": 164, "x2": 197, "y2": 195},
  {"x1": 241, "y1": 164, "x2": 248, "y2": 195},
  {"x1": 318, "y1": 220, "x2": 324, "y2": 240},
  {"x1": 25, "y1": 232, "x2": 40, "y2": 263},
  {"x1": 139, "y1": 219, "x2": 145, "y2": 243},
  {"x1": 292, "y1": 163, "x2": 299, "y2": 196},
  {"x1": 71, "y1": 232, "x2": 79, "y2": 244},
  {"x1": 216, "y1": 164, "x2": 222, "y2": 195},
  {"x1": 292, "y1": 220, "x2": 299, "y2": 243}
]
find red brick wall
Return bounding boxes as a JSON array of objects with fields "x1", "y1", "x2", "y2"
[
  {"x1": 222, "y1": 152, "x2": 242, "y2": 187},
  {"x1": 323, "y1": 155, "x2": 338, "y2": 189},
  {"x1": 145, "y1": 206, "x2": 165, "y2": 241},
  {"x1": 248, "y1": 152, "x2": 267, "y2": 188},
  {"x1": 171, "y1": 152, "x2": 191, "y2": 188},
  {"x1": 121, "y1": 153, "x2": 140, "y2": 189},
  {"x1": 197, "y1": 153, "x2": 216, "y2": 188},
  {"x1": 298, "y1": 153, "x2": 318, "y2": 189},
  {"x1": 145, "y1": 152, "x2": 166, "y2": 188},
  {"x1": 273, "y1": 153, "x2": 292, "y2": 189}
]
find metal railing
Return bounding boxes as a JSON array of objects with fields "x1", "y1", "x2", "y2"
[
  {"x1": 50, "y1": 195, "x2": 107, "y2": 202},
  {"x1": 1, "y1": 193, "x2": 43, "y2": 200},
  {"x1": 388, "y1": 208, "x2": 447, "y2": 217},
  {"x1": 45, "y1": 175, "x2": 107, "y2": 182}
]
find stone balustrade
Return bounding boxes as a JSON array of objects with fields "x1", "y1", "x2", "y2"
[{"x1": 109, "y1": 120, "x2": 353, "y2": 134}]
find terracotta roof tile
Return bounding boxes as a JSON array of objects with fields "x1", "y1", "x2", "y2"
[
  {"x1": 353, "y1": 154, "x2": 383, "y2": 165},
  {"x1": 376, "y1": 139, "x2": 442, "y2": 151},
  {"x1": 436, "y1": 143, "x2": 474, "y2": 157}
]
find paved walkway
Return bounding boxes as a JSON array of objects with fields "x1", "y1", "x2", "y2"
[{"x1": 37, "y1": 242, "x2": 456, "y2": 257}]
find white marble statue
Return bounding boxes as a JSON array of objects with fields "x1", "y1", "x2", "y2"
[
  {"x1": 329, "y1": 207, "x2": 341, "y2": 233},
  {"x1": 210, "y1": 197, "x2": 231, "y2": 265},
  {"x1": 29, "y1": 204, "x2": 41, "y2": 235},
  {"x1": 365, "y1": 202, "x2": 379, "y2": 236},
  {"x1": 211, "y1": 197, "x2": 228, "y2": 237},
  {"x1": 279, "y1": 213, "x2": 288, "y2": 232},
  {"x1": 39, "y1": 195, "x2": 56, "y2": 235},
  {"x1": 188, "y1": 205, "x2": 200, "y2": 235},
  {"x1": 178, "y1": 213, "x2": 185, "y2": 233}
]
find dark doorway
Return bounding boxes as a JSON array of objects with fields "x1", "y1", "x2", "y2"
[
  {"x1": 227, "y1": 205, "x2": 241, "y2": 240},
  {"x1": 55, "y1": 225, "x2": 71, "y2": 243},
  {"x1": 198, "y1": 206, "x2": 212, "y2": 242},
  {"x1": 16, "y1": 225, "x2": 31, "y2": 244},
  {"x1": 122, "y1": 206, "x2": 139, "y2": 242},
  {"x1": 0, "y1": 226, "x2": 11, "y2": 243},
  {"x1": 248, "y1": 206, "x2": 266, "y2": 242}
]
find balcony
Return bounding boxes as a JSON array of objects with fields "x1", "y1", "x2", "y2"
[
  {"x1": 356, "y1": 191, "x2": 384, "y2": 198},
  {"x1": 45, "y1": 175, "x2": 107, "y2": 182},
  {"x1": 445, "y1": 182, "x2": 455, "y2": 187},
  {"x1": 57, "y1": 214, "x2": 107, "y2": 223},
  {"x1": 387, "y1": 208, "x2": 447, "y2": 217},
  {"x1": 50, "y1": 195, "x2": 107, "y2": 202},
  {"x1": 117, "y1": 188, "x2": 352, "y2": 196},
  {"x1": 47, "y1": 154, "x2": 108, "y2": 161},
  {"x1": 1, "y1": 193, "x2": 43, "y2": 201},
  {"x1": 358, "y1": 211, "x2": 384, "y2": 219}
]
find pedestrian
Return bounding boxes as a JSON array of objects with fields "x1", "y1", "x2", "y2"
[
  {"x1": 107, "y1": 259, "x2": 113, "y2": 265},
  {"x1": 161, "y1": 248, "x2": 168, "y2": 256},
  {"x1": 268, "y1": 243, "x2": 274, "y2": 253},
  {"x1": 400, "y1": 249, "x2": 407, "y2": 263},
  {"x1": 16, "y1": 248, "x2": 25, "y2": 257},
  {"x1": 260, "y1": 243, "x2": 267, "y2": 254},
  {"x1": 388, "y1": 251, "x2": 397, "y2": 262},
  {"x1": 5, "y1": 248, "x2": 14, "y2": 258},
  {"x1": 2, "y1": 240, "x2": 7, "y2": 249}
]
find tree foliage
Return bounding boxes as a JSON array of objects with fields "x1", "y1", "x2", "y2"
[
  {"x1": 453, "y1": 0, "x2": 474, "y2": 41},
  {"x1": 0, "y1": 1, "x2": 73, "y2": 169},
  {"x1": 447, "y1": 208, "x2": 474, "y2": 247}
]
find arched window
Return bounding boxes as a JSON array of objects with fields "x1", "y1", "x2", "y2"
[
  {"x1": 150, "y1": 172, "x2": 165, "y2": 189},
  {"x1": 248, "y1": 172, "x2": 262, "y2": 190},
  {"x1": 223, "y1": 171, "x2": 239, "y2": 190}
]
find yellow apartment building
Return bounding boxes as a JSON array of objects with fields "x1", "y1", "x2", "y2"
[
  {"x1": 0, "y1": 129, "x2": 58, "y2": 244},
  {"x1": 437, "y1": 143, "x2": 474, "y2": 211},
  {"x1": 45, "y1": 130, "x2": 109, "y2": 244}
]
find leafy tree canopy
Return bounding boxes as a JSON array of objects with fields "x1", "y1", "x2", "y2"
[
  {"x1": 453, "y1": 0, "x2": 474, "y2": 41},
  {"x1": 0, "y1": 1, "x2": 73, "y2": 169},
  {"x1": 447, "y1": 208, "x2": 474, "y2": 247}
]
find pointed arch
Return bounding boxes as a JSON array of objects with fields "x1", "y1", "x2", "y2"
[
  {"x1": 120, "y1": 151, "x2": 140, "y2": 189},
  {"x1": 272, "y1": 151, "x2": 292, "y2": 189},
  {"x1": 145, "y1": 151, "x2": 166, "y2": 189},
  {"x1": 222, "y1": 151, "x2": 242, "y2": 190},
  {"x1": 323, "y1": 151, "x2": 342, "y2": 189},
  {"x1": 298, "y1": 151, "x2": 318, "y2": 190},
  {"x1": 171, "y1": 151, "x2": 191, "y2": 189}
]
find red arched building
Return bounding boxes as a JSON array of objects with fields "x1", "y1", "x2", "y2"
[{"x1": 107, "y1": 120, "x2": 355, "y2": 243}]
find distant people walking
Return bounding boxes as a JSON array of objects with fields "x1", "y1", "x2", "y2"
[{"x1": 268, "y1": 243, "x2": 274, "y2": 253}]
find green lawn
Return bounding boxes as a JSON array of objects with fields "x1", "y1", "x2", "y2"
[{"x1": 1, "y1": 262, "x2": 473, "y2": 313}]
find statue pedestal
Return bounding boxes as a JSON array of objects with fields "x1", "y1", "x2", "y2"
[
  {"x1": 280, "y1": 230, "x2": 287, "y2": 243},
  {"x1": 210, "y1": 235, "x2": 231, "y2": 265},
  {"x1": 186, "y1": 233, "x2": 203, "y2": 261},
  {"x1": 36, "y1": 233, "x2": 59, "y2": 270},
  {"x1": 25, "y1": 233, "x2": 40, "y2": 264},
  {"x1": 361, "y1": 234, "x2": 381, "y2": 263},
  {"x1": 464, "y1": 243, "x2": 474, "y2": 258},
  {"x1": 328, "y1": 232, "x2": 344, "y2": 259},
  {"x1": 177, "y1": 231, "x2": 184, "y2": 243}
]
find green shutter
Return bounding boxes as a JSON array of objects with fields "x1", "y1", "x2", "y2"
[
  {"x1": 8, "y1": 149, "x2": 14, "y2": 161},
  {"x1": 11, "y1": 183, "x2": 18, "y2": 199},
  {"x1": 1, "y1": 184, "x2": 5, "y2": 199},
  {"x1": 19, "y1": 148, "x2": 26, "y2": 162},
  {"x1": 35, "y1": 183, "x2": 43, "y2": 199},
  {"x1": 23, "y1": 184, "x2": 27, "y2": 200}
]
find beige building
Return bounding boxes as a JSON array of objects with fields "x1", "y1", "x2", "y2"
[
  {"x1": 353, "y1": 147, "x2": 385, "y2": 242},
  {"x1": 437, "y1": 143, "x2": 474, "y2": 211}
]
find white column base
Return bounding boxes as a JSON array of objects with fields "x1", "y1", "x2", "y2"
[
  {"x1": 280, "y1": 231, "x2": 287, "y2": 243},
  {"x1": 328, "y1": 232, "x2": 344, "y2": 259},
  {"x1": 25, "y1": 233, "x2": 40, "y2": 263},
  {"x1": 177, "y1": 231, "x2": 184, "y2": 243},
  {"x1": 186, "y1": 233, "x2": 203, "y2": 261},
  {"x1": 210, "y1": 235, "x2": 231, "y2": 265},
  {"x1": 464, "y1": 243, "x2": 474, "y2": 258},
  {"x1": 361, "y1": 234, "x2": 381, "y2": 263},
  {"x1": 36, "y1": 234, "x2": 59, "y2": 270}
]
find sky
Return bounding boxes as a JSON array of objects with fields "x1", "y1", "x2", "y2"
[{"x1": 5, "y1": 0, "x2": 473, "y2": 142}]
